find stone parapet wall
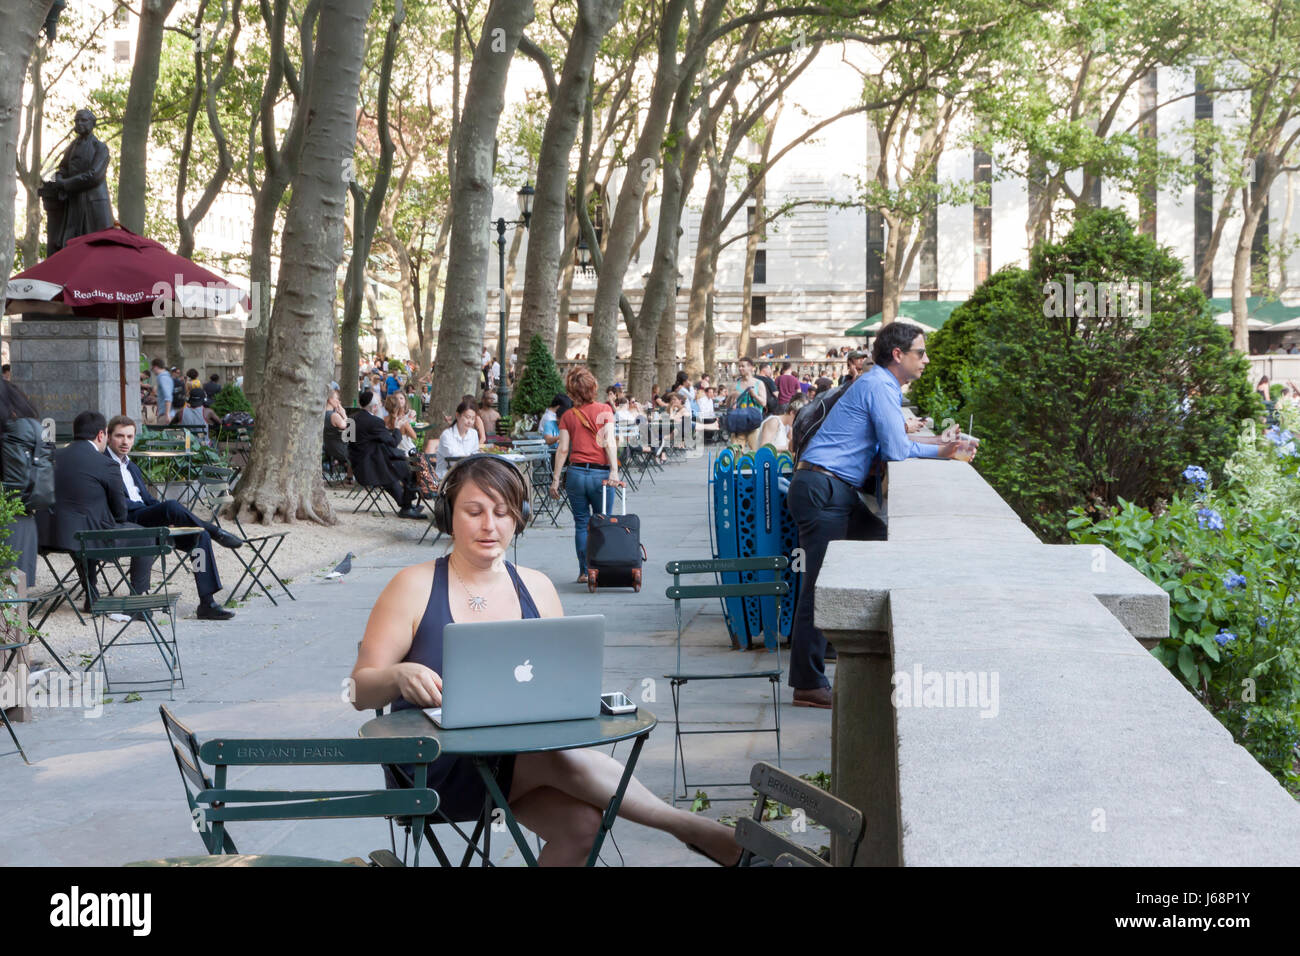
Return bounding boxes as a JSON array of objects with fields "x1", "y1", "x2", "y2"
[{"x1": 817, "y1": 456, "x2": 1300, "y2": 865}]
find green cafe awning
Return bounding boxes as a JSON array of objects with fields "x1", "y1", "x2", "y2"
[
  {"x1": 1206, "y1": 296, "x2": 1300, "y2": 327},
  {"x1": 844, "y1": 299, "x2": 961, "y2": 337}
]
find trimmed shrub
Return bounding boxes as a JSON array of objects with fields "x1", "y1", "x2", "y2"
[
  {"x1": 512, "y1": 334, "x2": 566, "y2": 417},
  {"x1": 910, "y1": 208, "x2": 1260, "y2": 541},
  {"x1": 211, "y1": 383, "x2": 253, "y2": 417}
]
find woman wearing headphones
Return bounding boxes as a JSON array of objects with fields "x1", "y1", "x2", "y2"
[{"x1": 350, "y1": 455, "x2": 742, "y2": 866}]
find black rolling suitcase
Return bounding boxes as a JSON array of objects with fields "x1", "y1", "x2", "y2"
[{"x1": 586, "y1": 484, "x2": 646, "y2": 592}]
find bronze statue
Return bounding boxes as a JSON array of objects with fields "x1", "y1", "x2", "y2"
[{"x1": 39, "y1": 109, "x2": 113, "y2": 256}]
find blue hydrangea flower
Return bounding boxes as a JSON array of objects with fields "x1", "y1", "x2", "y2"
[
  {"x1": 1182, "y1": 465, "x2": 1208, "y2": 487},
  {"x1": 1196, "y1": 507, "x2": 1225, "y2": 531},
  {"x1": 1256, "y1": 616, "x2": 1270, "y2": 630},
  {"x1": 1214, "y1": 630, "x2": 1237, "y2": 646},
  {"x1": 1222, "y1": 572, "x2": 1247, "y2": 591},
  {"x1": 1278, "y1": 440, "x2": 1297, "y2": 458},
  {"x1": 1264, "y1": 427, "x2": 1292, "y2": 446}
]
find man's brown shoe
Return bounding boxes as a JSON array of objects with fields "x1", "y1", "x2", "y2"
[{"x1": 792, "y1": 687, "x2": 832, "y2": 709}]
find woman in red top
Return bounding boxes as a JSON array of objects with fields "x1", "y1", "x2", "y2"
[{"x1": 550, "y1": 366, "x2": 622, "y2": 583}]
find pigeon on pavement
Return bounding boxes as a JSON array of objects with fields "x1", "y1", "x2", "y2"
[{"x1": 325, "y1": 552, "x2": 355, "y2": 580}]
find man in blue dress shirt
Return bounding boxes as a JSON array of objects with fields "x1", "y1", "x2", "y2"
[{"x1": 787, "y1": 322, "x2": 969, "y2": 708}]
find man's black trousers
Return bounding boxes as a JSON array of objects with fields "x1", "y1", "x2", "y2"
[
  {"x1": 128, "y1": 499, "x2": 223, "y2": 602},
  {"x1": 786, "y1": 468, "x2": 885, "y2": 691}
]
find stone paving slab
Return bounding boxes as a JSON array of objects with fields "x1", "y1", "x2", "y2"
[{"x1": 0, "y1": 453, "x2": 833, "y2": 867}]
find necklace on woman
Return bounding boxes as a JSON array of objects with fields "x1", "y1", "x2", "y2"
[{"x1": 449, "y1": 556, "x2": 491, "y2": 611}]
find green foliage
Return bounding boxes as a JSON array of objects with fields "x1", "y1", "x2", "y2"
[
  {"x1": 512, "y1": 335, "x2": 567, "y2": 417},
  {"x1": 1069, "y1": 407, "x2": 1300, "y2": 792},
  {"x1": 0, "y1": 488, "x2": 29, "y2": 644},
  {"x1": 387, "y1": 359, "x2": 405, "y2": 373},
  {"x1": 211, "y1": 383, "x2": 253, "y2": 417},
  {"x1": 911, "y1": 207, "x2": 1260, "y2": 541}
]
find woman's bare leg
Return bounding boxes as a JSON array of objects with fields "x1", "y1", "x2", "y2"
[
  {"x1": 510, "y1": 786, "x2": 603, "y2": 867},
  {"x1": 509, "y1": 749, "x2": 740, "y2": 864}
]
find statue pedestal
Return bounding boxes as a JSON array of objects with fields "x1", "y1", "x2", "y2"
[{"x1": 9, "y1": 316, "x2": 141, "y2": 428}]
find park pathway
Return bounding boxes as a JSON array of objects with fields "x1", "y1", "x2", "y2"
[{"x1": 0, "y1": 452, "x2": 833, "y2": 867}]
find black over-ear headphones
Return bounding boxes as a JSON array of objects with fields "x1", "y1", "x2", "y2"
[{"x1": 433, "y1": 453, "x2": 532, "y2": 536}]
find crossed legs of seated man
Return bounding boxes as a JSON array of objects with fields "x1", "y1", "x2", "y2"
[
  {"x1": 128, "y1": 499, "x2": 239, "y2": 620},
  {"x1": 382, "y1": 461, "x2": 424, "y2": 519}
]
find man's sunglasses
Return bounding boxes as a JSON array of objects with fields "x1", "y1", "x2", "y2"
[{"x1": 899, "y1": 348, "x2": 927, "y2": 358}]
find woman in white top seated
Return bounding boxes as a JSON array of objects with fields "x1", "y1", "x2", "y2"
[
  {"x1": 384, "y1": 394, "x2": 418, "y2": 454},
  {"x1": 750, "y1": 394, "x2": 808, "y2": 452},
  {"x1": 434, "y1": 401, "x2": 480, "y2": 478}
]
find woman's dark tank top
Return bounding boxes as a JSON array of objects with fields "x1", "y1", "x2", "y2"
[{"x1": 392, "y1": 556, "x2": 541, "y2": 712}]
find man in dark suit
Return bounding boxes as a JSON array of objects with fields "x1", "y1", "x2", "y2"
[
  {"x1": 104, "y1": 416, "x2": 240, "y2": 620},
  {"x1": 53, "y1": 411, "x2": 153, "y2": 601},
  {"x1": 348, "y1": 390, "x2": 423, "y2": 518}
]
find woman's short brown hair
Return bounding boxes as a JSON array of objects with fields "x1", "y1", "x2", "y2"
[
  {"x1": 566, "y1": 365, "x2": 598, "y2": 405},
  {"x1": 442, "y1": 456, "x2": 527, "y2": 532}
]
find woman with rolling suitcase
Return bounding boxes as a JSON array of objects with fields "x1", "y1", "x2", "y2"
[{"x1": 549, "y1": 366, "x2": 623, "y2": 584}]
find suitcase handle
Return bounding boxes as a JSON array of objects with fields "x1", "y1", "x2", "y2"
[{"x1": 597, "y1": 482, "x2": 626, "y2": 515}]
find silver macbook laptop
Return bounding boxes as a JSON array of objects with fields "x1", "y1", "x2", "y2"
[{"x1": 423, "y1": 615, "x2": 605, "y2": 729}]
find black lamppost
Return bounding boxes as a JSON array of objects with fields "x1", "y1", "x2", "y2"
[{"x1": 494, "y1": 182, "x2": 533, "y2": 424}]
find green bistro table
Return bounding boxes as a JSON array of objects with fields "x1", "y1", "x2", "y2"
[
  {"x1": 358, "y1": 706, "x2": 657, "y2": 867},
  {"x1": 132, "y1": 448, "x2": 197, "y2": 500}
]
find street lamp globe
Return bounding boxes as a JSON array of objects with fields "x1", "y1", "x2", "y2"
[
  {"x1": 576, "y1": 238, "x2": 592, "y2": 273},
  {"x1": 517, "y1": 183, "x2": 535, "y2": 227}
]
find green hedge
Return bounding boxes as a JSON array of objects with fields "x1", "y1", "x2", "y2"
[{"x1": 910, "y1": 208, "x2": 1260, "y2": 541}]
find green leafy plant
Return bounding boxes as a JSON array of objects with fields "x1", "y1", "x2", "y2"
[
  {"x1": 1070, "y1": 408, "x2": 1300, "y2": 792},
  {"x1": 0, "y1": 489, "x2": 34, "y2": 646},
  {"x1": 211, "y1": 383, "x2": 254, "y2": 418},
  {"x1": 911, "y1": 208, "x2": 1260, "y2": 541},
  {"x1": 690, "y1": 790, "x2": 711, "y2": 812},
  {"x1": 512, "y1": 334, "x2": 566, "y2": 417}
]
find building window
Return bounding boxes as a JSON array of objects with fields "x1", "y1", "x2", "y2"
[
  {"x1": 753, "y1": 249, "x2": 766, "y2": 284},
  {"x1": 751, "y1": 295, "x2": 766, "y2": 326},
  {"x1": 113, "y1": 40, "x2": 131, "y2": 62}
]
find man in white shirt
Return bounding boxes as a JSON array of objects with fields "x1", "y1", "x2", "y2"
[{"x1": 105, "y1": 415, "x2": 241, "y2": 620}]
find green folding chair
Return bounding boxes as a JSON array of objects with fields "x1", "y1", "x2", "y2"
[
  {"x1": 190, "y1": 466, "x2": 294, "y2": 607},
  {"x1": 736, "y1": 762, "x2": 865, "y2": 867},
  {"x1": 665, "y1": 556, "x2": 788, "y2": 806},
  {"x1": 160, "y1": 705, "x2": 440, "y2": 866},
  {"x1": 75, "y1": 527, "x2": 182, "y2": 698}
]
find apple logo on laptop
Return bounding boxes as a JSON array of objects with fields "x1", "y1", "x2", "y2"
[{"x1": 514, "y1": 660, "x2": 534, "y2": 683}]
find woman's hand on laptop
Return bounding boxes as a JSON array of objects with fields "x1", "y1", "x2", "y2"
[{"x1": 394, "y1": 662, "x2": 443, "y2": 707}]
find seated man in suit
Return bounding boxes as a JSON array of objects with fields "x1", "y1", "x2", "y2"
[
  {"x1": 348, "y1": 390, "x2": 424, "y2": 519},
  {"x1": 53, "y1": 411, "x2": 154, "y2": 605},
  {"x1": 104, "y1": 415, "x2": 240, "y2": 621}
]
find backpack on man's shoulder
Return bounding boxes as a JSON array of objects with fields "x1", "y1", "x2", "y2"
[
  {"x1": 1, "y1": 418, "x2": 54, "y2": 513},
  {"x1": 790, "y1": 386, "x2": 849, "y2": 463},
  {"x1": 725, "y1": 384, "x2": 765, "y2": 434}
]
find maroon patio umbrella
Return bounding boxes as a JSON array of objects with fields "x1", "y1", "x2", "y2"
[{"x1": 4, "y1": 225, "x2": 249, "y2": 414}]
